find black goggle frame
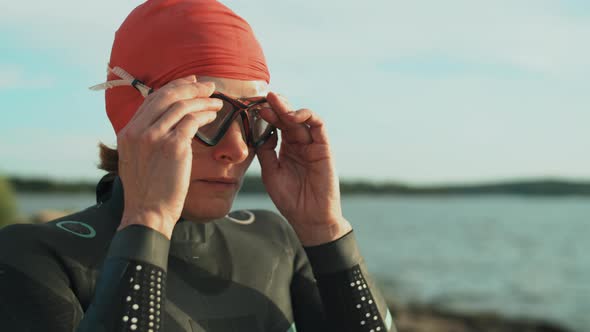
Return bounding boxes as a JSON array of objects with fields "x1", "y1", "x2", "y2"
[{"x1": 195, "y1": 92, "x2": 275, "y2": 148}]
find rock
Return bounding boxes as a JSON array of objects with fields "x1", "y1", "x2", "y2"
[{"x1": 389, "y1": 303, "x2": 572, "y2": 332}]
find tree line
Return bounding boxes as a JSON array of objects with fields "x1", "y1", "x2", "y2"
[{"x1": 7, "y1": 176, "x2": 590, "y2": 196}]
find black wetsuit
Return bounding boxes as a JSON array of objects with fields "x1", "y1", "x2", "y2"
[{"x1": 0, "y1": 175, "x2": 396, "y2": 332}]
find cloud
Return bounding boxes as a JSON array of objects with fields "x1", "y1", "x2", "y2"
[
  {"x1": 2, "y1": 0, "x2": 589, "y2": 77},
  {"x1": 0, "y1": 1, "x2": 141, "y2": 69},
  {"x1": 375, "y1": 55, "x2": 545, "y2": 79},
  {"x1": 230, "y1": 0, "x2": 590, "y2": 78}
]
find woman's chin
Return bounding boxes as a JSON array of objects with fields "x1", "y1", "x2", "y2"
[
  {"x1": 181, "y1": 181, "x2": 241, "y2": 222},
  {"x1": 182, "y1": 195, "x2": 235, "y2": 222}
]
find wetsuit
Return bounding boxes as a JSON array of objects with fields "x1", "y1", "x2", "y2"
[{"x1": 0, "y1": 175, "x2": 396, "y2": 332}]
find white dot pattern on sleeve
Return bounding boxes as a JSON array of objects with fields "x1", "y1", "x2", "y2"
[
  {"x1": 120, "y1": 262, "x2": 166, "y2": 331},
  {"x1": 348, "y1": 265, "x2": 386, "y2": 331}
]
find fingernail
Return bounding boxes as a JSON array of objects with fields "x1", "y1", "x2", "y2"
[{"x1": 186, "y1": 75, "x2": 197, "y2": 82}]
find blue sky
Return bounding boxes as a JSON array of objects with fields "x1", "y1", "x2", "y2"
[{"x1": 0, "y1": 0, "x2": 588, "y2": 184}]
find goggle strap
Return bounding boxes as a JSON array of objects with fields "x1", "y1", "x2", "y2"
[{"x1": 88, "y1": 65, "x2": 153, "y2": 98}]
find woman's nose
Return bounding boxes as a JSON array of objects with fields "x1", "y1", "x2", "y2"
[{"x1": 212, "y1": 120, "x2": 250, "y2": 164}]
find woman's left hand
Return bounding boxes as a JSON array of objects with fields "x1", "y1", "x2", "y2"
[{"x1": 256, "y1": 92, "x2": 352, "y2": 246}]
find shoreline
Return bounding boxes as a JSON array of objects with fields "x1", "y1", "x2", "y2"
[
  {"x1": 8, "y1": 176, "x2": 590, "y2": 197},
  {"x1": 387, "y1": 301, "x2": 573, "y2": 332}
]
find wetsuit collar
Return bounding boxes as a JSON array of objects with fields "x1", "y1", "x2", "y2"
[
  {"x1": 108, "y1": 178, "x2": 125, "y2": 224},
  {"x1": 171, "y1": 221, "x2": 216, "y2": 244},
  {"x1": 96, "y1": 173, "x2": 216, "y2": 246}
]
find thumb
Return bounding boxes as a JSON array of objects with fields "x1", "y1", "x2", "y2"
[{"x1": 256, "y1": 131, "x2": 279, "y2": 176}]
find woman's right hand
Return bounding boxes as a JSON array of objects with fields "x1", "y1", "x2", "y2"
[{"x1": 116, "y1": 75, "x2": 222, "y2": 239}]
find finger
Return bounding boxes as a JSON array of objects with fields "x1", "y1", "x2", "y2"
[
  {"x1": 133, "y1": 80, "x2": 216, "y2": 130},
  {"x1": 283, "y1": 108, "x2": 329, "y2": 144},
  {"x1": 268, "y1": 95, "x2": 329, "y2": 144},
  {"x1": 151, "y1": 97, "x2": 223, "y2": 135},
  {"x1": 266, "y1": 92, "x2": 299, "y2": 124},
  {"x1": 258, "y1": 106, "x2": 281, "y2": 126},
  {"x1": 266, "y1": 92, "x2": 312, "y2": 144},
  {"x1": 259, "y1": 106, "x2": 310, "y2": 144},
  {"x1": 140, "y1": 80, "x2": 215, "y2": 123},
  {"x1": 173, "y1": 111, "x2": 218, "y2": 140},
  {"x1": 127, "y1": 75, "x2": 198, "y2": 124},
  {"x1": 145, "y1": 75, "x2": 199, "y2": 104},
  {"x1": 258, "y1": 106, "x2": 293, "y2": 136},
  {"x1": 275, "y1": 93, "x2": 294, "y2": 110},
  {"x1": 256, "y1": 131, "x2": 279, "y2": 173}
]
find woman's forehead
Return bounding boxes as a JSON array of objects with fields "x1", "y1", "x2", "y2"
[{"x1": 198, "y1": 76, "x2": 269, "y2": 99}]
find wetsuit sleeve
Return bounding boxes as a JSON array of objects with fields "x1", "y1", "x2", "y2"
[
  {"x1": 291, "y1": 230, "x2": 397, "y2": 332},
  {"x1": 0, "y1": 225, "x2": 84, "y2": 332},
  {"x1": 76, "y1": 225, "x2": 170, "y2": 332},
  {"x1": 0, "y1": 224, "x2": 170, "y2": 332}
]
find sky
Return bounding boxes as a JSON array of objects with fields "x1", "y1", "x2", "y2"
[{"x1": 0, "y1": 0, "x2": 588, "y2": 185}]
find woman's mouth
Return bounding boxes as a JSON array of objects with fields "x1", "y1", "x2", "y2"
[{"x1": 195, "y1": 177, "x2": 239, "y2": 190}]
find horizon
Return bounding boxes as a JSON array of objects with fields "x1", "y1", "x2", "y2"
[
  {"x1": 4, "y1": 172, "x2": 590, "y2": 188},
  {"x1": 1, "y1": 0, "x2": 589, "y2": 184}
]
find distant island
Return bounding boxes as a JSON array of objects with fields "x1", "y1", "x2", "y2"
[{"x1": 8, "y1": 176, "x2": 590, "y2": 196}]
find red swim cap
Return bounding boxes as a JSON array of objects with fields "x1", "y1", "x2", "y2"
[{"x1": 105, "y1": 0, "x2": 270, "y2": 133}]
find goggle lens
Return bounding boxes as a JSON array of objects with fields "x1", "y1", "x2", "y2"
[
  {"x1": 195, "y1": 96, "x2": 274, "y2": 147},
  {"x1": 247, "y1": 103, "x2": 274, "y2": 146}
]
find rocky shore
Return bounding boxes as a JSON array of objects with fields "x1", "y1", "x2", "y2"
[{"x1": 388, "y1": 302, "x2": 572, "y2": 332}]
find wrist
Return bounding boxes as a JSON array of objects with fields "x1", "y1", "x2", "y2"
[
  {"x1": 119, "y1": 210, "x2": 175, "y2": 240},
  {"x1": 295, "y1": 217, "x2": 353, "y2": 247}
]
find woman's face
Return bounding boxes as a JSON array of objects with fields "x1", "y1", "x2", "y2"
[{"x1": 180, "y1": 76, "x2": 269, "y2": 222}]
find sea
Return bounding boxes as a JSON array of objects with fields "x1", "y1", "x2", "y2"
[{"x1": 14, "y1": 192, "x2": 590, "y2": 332}]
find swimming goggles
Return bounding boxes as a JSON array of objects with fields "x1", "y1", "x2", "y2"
[
  {"x1": 199, "y1": 92, "x2": 274, "y2": 147},
  {"x1": 90, "y1": 66, "x2": 274, "y2": 147}
]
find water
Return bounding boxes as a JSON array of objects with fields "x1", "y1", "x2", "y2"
[{"x1": 14, "y1": 192, "x2": 590, "y2": 332}]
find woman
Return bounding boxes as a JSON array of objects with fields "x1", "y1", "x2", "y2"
[{"x1": 0, "y1": 1, "x2": 396, "y2": 331}]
